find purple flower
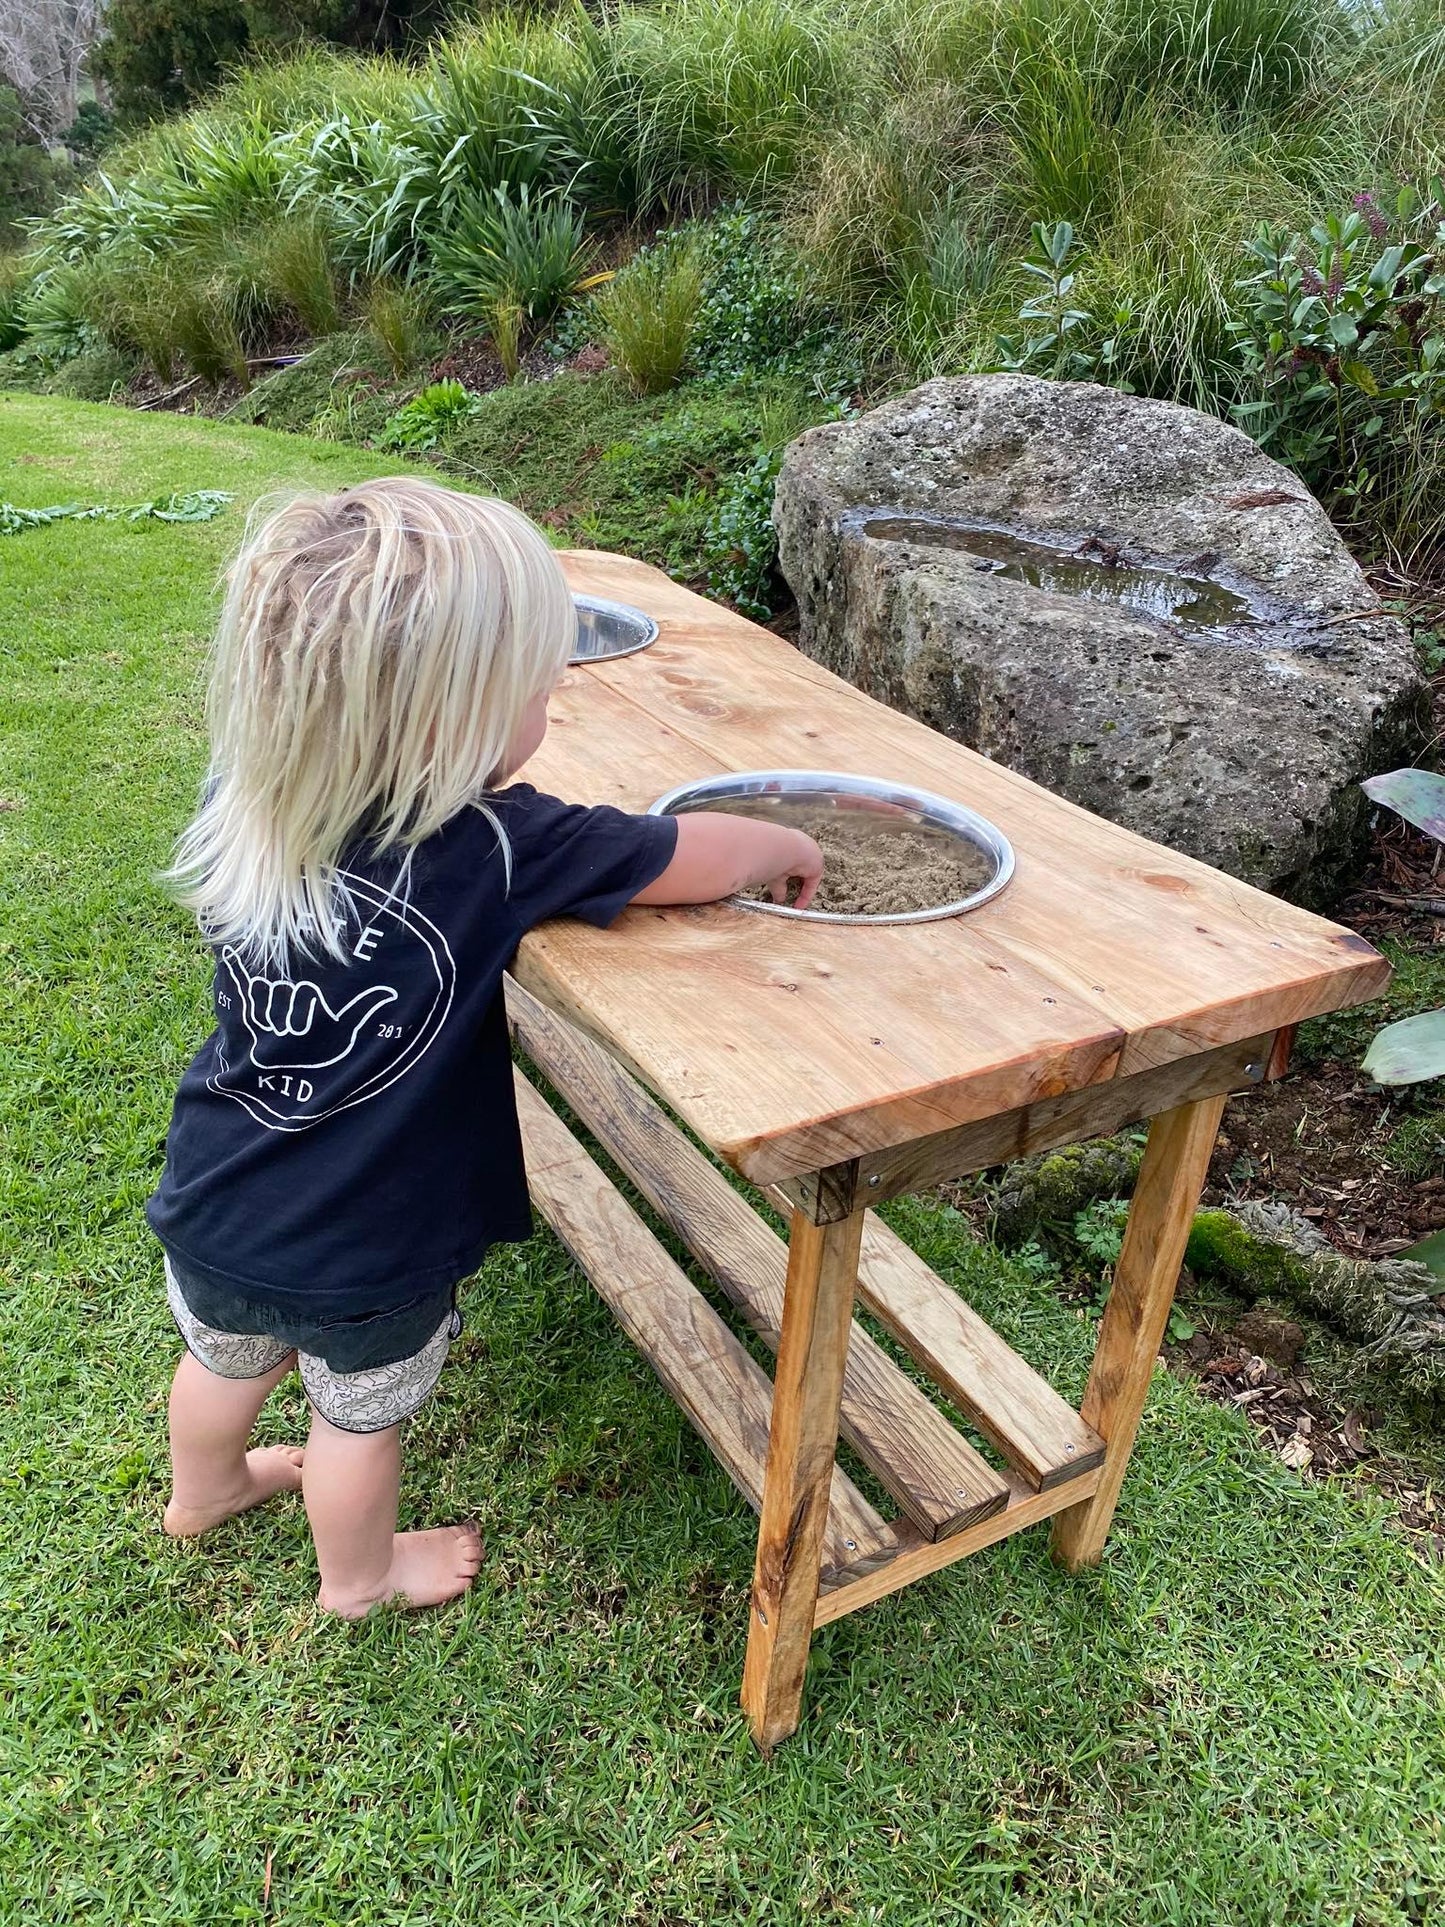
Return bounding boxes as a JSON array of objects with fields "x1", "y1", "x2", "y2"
[
  {"x1": 1300, "y1": 265, "x2": 1324, "y2": 295},
  {"x1": 1326, "y1": 259, "x2": 1345, "y2": 299},
  {"x1": 1353, "y1": 191, "x2": 1389, "y2": 241}
]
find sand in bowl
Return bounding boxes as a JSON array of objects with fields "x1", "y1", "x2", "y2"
[{"x1": 709, "y1": 797, "x2": 993, "y2": 917}]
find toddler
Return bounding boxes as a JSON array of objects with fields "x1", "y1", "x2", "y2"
[{"x1": 149, "y1": 477, "x2": 822, "y2": 1616}]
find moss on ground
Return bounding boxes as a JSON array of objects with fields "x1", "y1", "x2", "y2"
[
  {"x1": 979, "y1": 1135, "x2": 1146, "y2": 1246},
  {"x1": 1188, "y1": 1209, "x2": 1317, "y2": 1300}
]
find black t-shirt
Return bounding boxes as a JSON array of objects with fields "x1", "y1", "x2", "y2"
[{"x1": 147, "y1": 786, "x2": 678, "y2": 1315}]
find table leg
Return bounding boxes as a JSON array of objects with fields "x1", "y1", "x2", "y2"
[
  {"x1": 1051, "y1": 1093, "x2": 1226, "y2": 1573},
  {"x1": 741, "y1": 1206, "x2": 865, "y2": 1754}
]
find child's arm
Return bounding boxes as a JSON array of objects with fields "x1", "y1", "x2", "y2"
[{"x1": 632, "y1": 813, "x2": 824, "y2": 910}]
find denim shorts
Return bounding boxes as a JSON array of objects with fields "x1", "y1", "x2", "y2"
[{"x1": 164, "y1": 1254, "x2": 462, "y2": 1434}]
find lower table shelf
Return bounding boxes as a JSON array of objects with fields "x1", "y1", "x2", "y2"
[
  {"x1": 510, "y1": 977, "x2": 1107, "y2": 1625},
  {"x1": 515, "y1": 1072, "x2": 893, "y2": 1576}
]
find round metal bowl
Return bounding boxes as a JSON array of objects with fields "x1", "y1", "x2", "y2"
[
  {"x1": 571, "y1": 593, "x2": 659, "y2": 663},
  {"x1": 647, "y1": 769, "x2": 1016, "y2": 924}
]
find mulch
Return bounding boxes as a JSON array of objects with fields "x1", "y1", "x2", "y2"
[
  {"x1": 1199, "y1": 588, "x2": 1445, "y2": 1257},
  {"x1": 1167, "y1": 1322, "x2": 1445, "y2": 1563}
]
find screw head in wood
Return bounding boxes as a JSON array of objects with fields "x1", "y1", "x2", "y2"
[{"x1": 1245, "y1": 1060, "x2": 1264, "y2": 1080}]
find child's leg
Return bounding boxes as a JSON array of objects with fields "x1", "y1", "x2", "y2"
[
  {"x1": 302, "y1": 1411, "x2": 482, "y2": 1617},
  {"x1": 164, "y1": 1349, "x2": 305, "y2": 1537}
]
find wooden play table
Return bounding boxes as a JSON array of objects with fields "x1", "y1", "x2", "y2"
[{"x1": 510, "y1": 550, "x2": 1389, "y2": 1753}]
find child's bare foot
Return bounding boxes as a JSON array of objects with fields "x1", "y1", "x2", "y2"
[
  {"x1": 319, "y1": 1525, "x2": 484, "y2": 1618},
  {"x1": 163, "y1": 1445, "x2": 305, "y2": 1537}
]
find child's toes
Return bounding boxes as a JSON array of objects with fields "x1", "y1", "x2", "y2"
[{"x1": 246, "y1": 1445, "x2": 305, "y2": 1499}]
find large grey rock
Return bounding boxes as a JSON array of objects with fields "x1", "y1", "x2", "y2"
[{"x1": 774, "y1": 373, "x2": 1424, "y2": 902}]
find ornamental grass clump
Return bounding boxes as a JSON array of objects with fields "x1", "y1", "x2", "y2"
[
  {"x1": 596, "y1": 242, "x2": 705, "y2": 394},
  {"x1": 365, "y1": 279, "x2": 433, "y2": 377}
]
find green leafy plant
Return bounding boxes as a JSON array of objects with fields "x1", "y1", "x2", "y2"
[
  {"x1": 701, "y1": 446, "x2": 783, "y2": 618},
  {"x1": 597, "y1": 242, "x2": 705, "y2": 395},
  {"x1": 1074, "y1": 1198, "x2": 1129, "y2": 1269},
  {"x1": 689, "y1": 206, "x2": 850, "y2": 386},
  {"x1": 279, "y1": 116, "x2": 451, "y2": 282},
  {"x1": 1074, "y1": 1197, "x2": 1193, "y2": 1341},
  {"x1": 377, "y1": 378, "x2": 480, "y2": 452},
  {"x1": 428, "y1": 182, "x2": 597, "y2": 326},
  {"x1": 997, "y1": 221, "x2": 1134, "y2": 385},
  {"x1": 0, "y1": 490, "x2": 230, "y2": 534},
  {"x1": 1230, "y1": 192, "x2": 1445, "y2": 501},
  {"x1": 16, "y1": 263, "x2": 100, "y2": 364},
  {"x1": 1360, "y1": 768, "x2": 1445, "y2": 1084}
]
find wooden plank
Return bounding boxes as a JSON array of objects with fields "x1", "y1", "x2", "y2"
[
  {"x1": 742, "y1": 1208, "x2": 865, "y2": 1754},
  {"x1": 500, "y1": 549, "x2": 1390, "y2": 1183},
  {"x1": 779, "y1": 1031, "x2": 1274, "y2": 1222},
  {"x1": 813, "y1": 1468, "x2": 1104, "y2": 1628},
  {"x1": 513, "y1": 1073, "x2": 893, "y2": 1575},
  {"x1": 573, "y1": 553, "x2": 1390, "y2": 1066},
  {"x1": 507, "y1": 978, "x2": 1009, "y2": 1540},
  {"x1": 852, "y1": 1215, "x2": 1105, "y2": 1491},
  {"x1": 1051, "y1": 1094, "x2": 1227, "y2": 1570}
]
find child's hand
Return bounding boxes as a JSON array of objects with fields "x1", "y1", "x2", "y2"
[
  {"x1": 633, "y1": 814, "x2": 826, "y2": 910},
  {"x1": 761, "y1": 830, "x2": 824, "y2": 909}
]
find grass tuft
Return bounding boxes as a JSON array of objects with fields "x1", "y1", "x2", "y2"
[{"x1": 597, "y1": 241, "x2": 706, "y2": 394}]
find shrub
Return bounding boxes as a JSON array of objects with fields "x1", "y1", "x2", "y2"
[
  {"x1": 411, "y1": 25, "x2": 570, "y2": 199},
  {"x1": 625, "y1": 0, "x2": 850, "y2": 193},
  {"x1": 0, "y1": 257, "x2": 33, "y2": 353},
  {"x1": 82, "y1": 250, "x2": 187, "y2": 381},
  {"x1": 691, "y1": 206, "x2": 858, "y2": 389},
  {"x1": 0, "y1": 88, "x2": 72, "y2": 248},
  {"x1": 597, "y1": 243, "x2": 705, "y2": 394},
  {"x1": 702, "y1": 446, "x2": 784, "y2": 617},
  {"x1": 428, "y1": 182, "x2": 595, "y2": 324},
  {"x1": 94, "y1": 0, "x2": 251, "y2": 123},
  {"x1": 48, "y1": 343, "x2": 139, "y2": 400},
  {"x1": 378, "y1": 377, "x2": 481, "y2": 451}
]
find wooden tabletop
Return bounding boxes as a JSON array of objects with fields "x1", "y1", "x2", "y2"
[{"x1": 513, "y1": 551, "x2": 1389, "y2": 1184}]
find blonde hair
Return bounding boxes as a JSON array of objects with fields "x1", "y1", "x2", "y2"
[{"x1": 168, "y1": 476, "x2": 574, "y2": 967}]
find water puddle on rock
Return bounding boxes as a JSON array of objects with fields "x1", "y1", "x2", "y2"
[{"x1": 858, "y1": 516, "x2": 1267, "y2": 632}]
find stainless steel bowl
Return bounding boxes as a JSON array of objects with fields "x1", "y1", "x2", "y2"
[
  {"x1": 571, "y1": 594, "x2": 659, "y2": 663},
  {"x1": 647, "y1": 769, "x2": 1016, "y2": 924}
]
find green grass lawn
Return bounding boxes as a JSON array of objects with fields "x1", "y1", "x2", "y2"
[{"x1": 5, "y1": 392, "x2": 1445, "y2": 1926}]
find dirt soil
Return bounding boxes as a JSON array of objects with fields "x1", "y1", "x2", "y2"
[
  {"x1": 1204, "y1": 813, "x2": 1445, "y2": 1259},
  {"x1": 722, "y1": 798, "x2": 993, "y2": 915}
]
